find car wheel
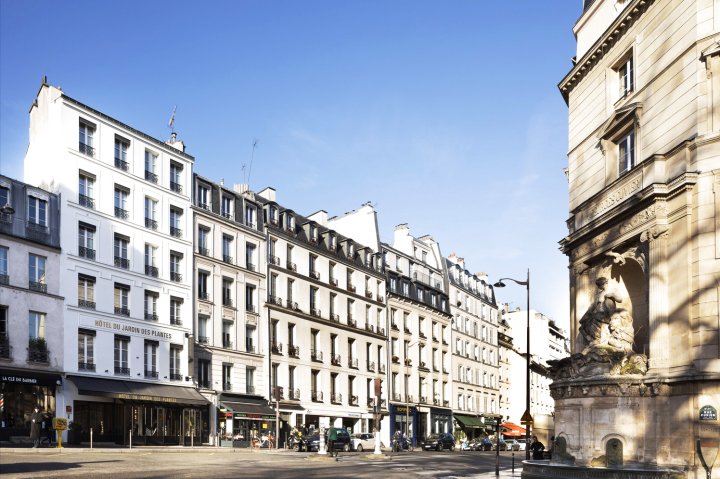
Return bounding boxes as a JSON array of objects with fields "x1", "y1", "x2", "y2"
[
  {"x1": 343, "y1": 443, "x2": 350, "y2": 452},
  {"x1": 356, "y1": 444, "x2": 363, "y2": 452},
  {"x1": 450, "y1": 443, "x2": 455, "y2": 451}
]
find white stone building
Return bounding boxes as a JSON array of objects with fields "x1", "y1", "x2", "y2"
[
  {"x1": 23, "y1": 81, "x2": 205, "y2": 445},
  {"x1": 0, "y1": 175, "x2": 64, "y2": 441},
  {"x1": 445, "y1": 254, "x2": 501, "y2": 440}
]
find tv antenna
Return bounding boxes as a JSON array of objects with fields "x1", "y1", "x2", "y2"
[
  {"x1": 245, "y1": 138, "x2": 259, "y2": 186},
  {"x1": 167, "y1": 105, "x2": 177, "y2": 135}
]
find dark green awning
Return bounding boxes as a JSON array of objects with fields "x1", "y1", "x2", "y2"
[{"x1": 454, "y1": 414, "x2": 484, "y2": 428}]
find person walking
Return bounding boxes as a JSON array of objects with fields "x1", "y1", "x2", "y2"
[
  {"x1": 328, "y1": 426, "x2": 337, "y2": 457},
  {"x1": 529, "y1": 435, "x2": 545, "y2": 460},
  {"x1": 29, "y1": 407, "x2": 42, "y2": 448}
]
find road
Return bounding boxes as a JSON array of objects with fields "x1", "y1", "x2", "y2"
[{"x1": 0, "y1": 448, "x2": 525, "y2": 479}]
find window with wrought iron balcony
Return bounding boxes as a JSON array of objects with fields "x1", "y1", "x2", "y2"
[
  {"x1": 145, "y1": 369, "x2": 159, "y2": 379},
  {"x1": 114, "y1": 207, "x2": 129, "y2": 220},
  {"x1": 330, "y1": 393, "x2": 342, "y2": 404},
  {"x1": 170, "y1": 181, "x2": 182, "y2": 193},
  {"x1": 222, "y1": 338, "x2": 233, "y2": 349},
  {"x1": 79, "y1": 142, "x2": 95, "y2": 157},
  {"x1": 223, "y1": 382, "x2": 232, "y2": 392},
  {"x1": 198, "y1": 336, "x2": 209, "y2": 345},
  {"x1": 367, "y1": 360, "x2": 375, "y2": 372},
  {"x1": 29, "y1": 280, "x2": 47, "y2": 293},
  {"x1": 78, "y1": 361, "x2": 95, "y2": 372},
  {"x1": 311, "y1": 349, "x2": 323, "y2": 362},
  {"x1": 79, "y1": 194, "x2": 94, "y2": 209},
  {"x1": 288, "y1": 344, "x2": 300, "y2": 358},
  {"x1": 145, "y1": 264, "x2": 159, "y2": 278},
  {"x1": 145, "y1": 217, "x2": 158, "y2": 231},
  {"x1": 170, "y1": 371, "x2": 183, "y2": 381},
  {"x1": 311, "y1": 390, "x2": 323, "y2": 402},
  {"x1": 115, "y1": 306, "x2": 130, "y2": 317},
  {"x1": 145, "y1": 170, "x2": 158, "y2": 184},
  {"x1": 78, "y1": 298, "x2": 96, "y2": 310},
  {"x1": 28, "y1": 337, "x2": 48, "y2": 363},
  {"x1": 78, "y1": 245, "x2": 96, "y2": 260},
  {"x1": 170, "y1": 226, "x2": 182, "y2": 238},
  {"x1": 331, "y1": 354, "x2": 342, "y2": 366},
  {"x1": 115, "y1": 366, "x2": 130, "y2": 376},
  {"x1": 271, "y1": 343, "x2": 283, "y2": 355},
  {"x1": 114, "y1": 157, "x2": 129, "y2": 171}
]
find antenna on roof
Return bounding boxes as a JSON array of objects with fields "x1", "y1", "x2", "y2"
[
  {"x1": 167, "y1": 105, "x2": 177, "y2": 135},
  {"x1": 247, "y1": 138, "x2": 259, "y2": 186}
]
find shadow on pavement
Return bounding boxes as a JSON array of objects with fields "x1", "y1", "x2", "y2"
[{"x1": 1, "y1": 459, "x2": 121, "y2": 474}]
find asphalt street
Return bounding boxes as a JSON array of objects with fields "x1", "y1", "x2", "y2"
[{"x1": 0, "y1": 448, "x2": 525, "y2": 479}]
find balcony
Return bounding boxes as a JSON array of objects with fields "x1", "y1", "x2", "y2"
[
  {"x1": 79, "y1": 142, "x2": 95, "y2": 156},
  {"x1": 170, "y1": 181, "x2": 182, "y2": 193},
  {"x1": 331, "y1": 393, "x2": 342, "y2": 404},
  {"x1": 28, "y1": 342, "x2": 49, "y2": 363},
  {"x1": 198, "y1": 291, "x2": 209, "y2": 301},
  {"x1": 145, "y1": 370, "x2": 159, "y2": 379},
  {"x1": 114, "y1": 256, "x2": 130, "y2": 269},
  {"x1": 246, "y1": 386, "x2": 256, "y2": 395},
  {"x1": 329, "y1": 313, "x2": 340, "y2": 322},
  {"x1": 114, "y1": 207, "x2": 129, "y2": 220},
  {"x1": 311, "y1": 390, "x2": 323, "y2": 402},
  {"x1": 331, "y1": 354, "x2": 342, "y2": 366},
  {"x1": 268, "y1": 295, "x2": 283, "y2": 306},
  {"x1": 114, "y1": 158, "x2": 129, "y2": 171},
  {"x1": 268, "y1": 255, "x2": 281, "y2": 266},
  {"x1": 419, "y1": 396, "x2": 427, "y2": 404},
  {"x1": 115, "y1": 366, "x2": 130, "y2": 376},
  {"x1": 78, "y1": 362, "x2": 95, "y2": 372},
  {"x1": 245, "y1": 340, "x2": 255, "y2": 353},
  {"x1": 347, "y1": 284, "x2": 356, "y2": 293},
  {"x1": 246, "y1": 262, "x2": 256, "y2": 271},
  {"x1": 419, "y1": 332, "x2": 427, "y2": 339},
  {"x1": 78, "y1": 299, "x2": 96, "y2": 310},
  {"x1": 310, "y1": 308, "x2": 321, "y2": 318},
  {"x1": 365, "y1": 324, "x2": 375, "y2": 333},
  {"x1": 367, "y1": 397, "x2": 375, "y2": 407},
  {"x1": 222, "y1": 255, "x2": 233, "y2": 265},
  {"x1": 145, "y1": 265, "x2": 159, "y2": 277},
  {"x1": 378, "y1": 327, "x2": 386, "y2": 336},
  {"x1": 79, "y1": 194, "x2": 95, "y2": 209},
  {"x1": 196, "y1": 202, "x2": 209, "y2": 210},
  {"x1": 222, "y1": 298, "x2": 234, "y2": 308},
  {"x1": 378, "y1": 296, "x2": 385, "y2": 303},
  {"x1": 418, "y1": 361, "x2": 429, "y2": 371},
  {"x1": 222, "y1": 339, "x2": 233, "y2": 349},
  {"x1": 145, "y1": 218, "x2": 158, "y2": 230},
  {"x1": 271, "y1": 343, "x2": 283, "y2": 355},
  {"x1": 288, "y1": 345, "x2": 300, "y2": 358},
  {"x1": 405, "y1": 395, "x2": 414, "y2": 403},
  {"x1": 170, "y1": 272, "x2": 182, "y2": 283},
  {"x1": 404, "y1": 358, "x2": 412, "y2": 367},
  {"x1": 404, "y1": 326, "x2": 411, "y2": 334},
  {"x1": 170, "y1": 316, "x2": 182, "y2": 326},
  {"x1": 348, "y1": 319, "x2": 357, "y2": 329},
  {"x1": 198, "y1": 336, "x2": 209, "y2": 344},
  {"x1": 115, "y1": 306, "x2": 130, "y2": 317},
  {"x1": 365, "y1": 291, "x2": 373, "y2": 299},
  {"x1": 144, "y1": 312, "x2": 158, "y2": 321},
  {"x1": 170, "y1": 226, "x2": 182, "y2": 238},
  {"x1": 349, "y1": 395, "x2": 359, "y2": 406},
  {"x1": 285, "y1": 300, "x2": 299, "y2": 311},
  {"x1": 289, "y1": 388, "x2": 301, "y2": 400},
  {"x1": 348, "y1": 358, "x2": 358, "y2": 369},
  {"x1": 286, "y1": 261, "x2": 296, "y2": 272},
  {"x1": 221, "y1": 210, "x2": 232, "y2": 219},
  {"x1": 0, "y1": 336, "x2": 10, "y2": 359},
  {"x1": 443, "y1": 400, "x2": 449, "y2": 407},
  {"x1": 78, "y1": 246, "x2": 96, "y2": 260},
  {"x1": 366, "y1": 361, "x2": 375, "y2": 372},
  {"x1": 310, "y1": 271, "x2": 320, "y2": 280},
  {"x1": 223, "y1": 382, "x2": 232, "y2": 392},
  {"x1": 29, "y1": 281, "x2": 47, "y2": 293},
  {"x1": 170, "y1": 372, "x2": 183, "y2": 381},
  {"x1": 330, "y1": 277, "x2": 338, "y2": 286},
  {"x1": 198, "y1": 247, "x2": 209, "y2": 256},
  {"x1": 145, "y1": 170, "x2": 158, "y2": 183},
  {"x1": 311, "y1": 349, "x2": 323, "y2": 362}
]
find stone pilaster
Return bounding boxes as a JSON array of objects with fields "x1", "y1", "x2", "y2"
[{"x1": 640, "y1": 226, "x2": 670, "y2": 369}]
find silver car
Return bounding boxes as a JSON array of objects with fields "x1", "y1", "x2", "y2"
[{"x1": 351, "y1": 432, "x2": 376, "y2": 452}]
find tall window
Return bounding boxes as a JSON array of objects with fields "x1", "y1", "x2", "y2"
[
  {"x1": 79, "y1": 121, "x2": 95, "y2": 156},
  {"x1": 198, "y1": 227, "x2": 209, "y2": 255},
  {"x1": 114, "y1": 186, "x2": 129, "y2": 219},
  {"x1": 28, "y1": 196, "x2": 47, "y2": 227},
  {"x1": 144, "y1": 291, "x2": 158, "y2": 321},
  {"x1": 618, "y1": 54, "x2": 634, "y2": 98},
  {"x1": 28, "y1": 254, "x2": 46, "y2": 292},
  {"x1": 222, "y1": 235, "x2": 233, "y2": 264},
  {"x1": 196, "y1": 184, "x2": 209, "y2": 209},
  {"x1": 114, "y1": 336, "x2": 129, "y2": 374},
  {"x1": 221, "y1": 196, "x2": 232, "y2": 219},
  {"x1": 245, "y1": 324, "x2": 255, "y2": 352},
  {"x1": 0, "y1": 247, "x2": 7, "y2": 284},
  {"x1": 78, "y1": 222, "x2": 95, "y2": 260},
  {"x1": 144, "y1": 150, "x2": 158, "y2": 183},
  {"x1": 347, "y1": 299, "x2": 355, "y2": 321},
  {"x1": 144, "y1": 197, "x2": 158, "y2": 230},
  {"x1": 247, "y1": 366, "x2": 256, "y2": 394},
  {"x1": 222, "y1": 321, "x2": 233, "y2": 348},
  {"x1": 198, "y1": 315, "x2": 209, "y2": 343},
  {"x1": 28, "y1": 311, "x2": 45, "y2": 339},
  {"x1": 170, "y1": 208, "x2": 183, "y2": 238},
  {"x1": 114, "y1": 137, "x2": 129, "y2": 170},
  {"x1": 222, "y1": 364, "x2": 232, "y2": 391},
  {"x1": 114, "y1": 234, "x2": 129, "y2": 269},
  {"x1": 246, "y1": 284, "x2": 256, "y2": 313},
  {"x1": 222, "y1": 277, "x2": 233, "y2": 307},
  {"x1": 170, "y1": 252, "x2": 182, "y2": 282},
  {"x1": 144, "y1": 244, "x2": 158, "y2": 277},
  {"x1": 169, "y1": 162, "x2": 182, "y2": 193},
  {"x1": 198, "y1": 271, "x2": 209, "y2": 300},
  {"x1": 78, "y1": 274, "x2": 96, "y2": 309},
  {"x1": 78, "y1": 330, "x2": 95, "y2": 371},
  {"x1": 144, "y1": 341, "x2": 158, "y2": 377},
  {"x1": 197, "y1": 359, "x2": 210, "y2": 388},
  {"x1": 114, "y1": 283, "x2": 130, "y2": 316},
  {"x1": 245, "y1": 204, "x2": 256, "y2": 228},
  {"x1": 0, "y1": 186, "x2": 7, "y2": 210},
  {"x1": 310, "y1": 286, "x2": 318, "y2": 314},
  {"x1": 245, "y1": 243, "x2": 256, "y2": 271},
  {"x1": 170, "y1": 297, "x2": 182, "y2": 325},
  {"x1": 78, "y1": 173, "x2": 95, "y2": 209},
  {"x1": 618, "y1": 129, "x2": 635, "y2": 175},
  {"x1": 170, "y1": 346, "x2": 182, "y2": 380}
]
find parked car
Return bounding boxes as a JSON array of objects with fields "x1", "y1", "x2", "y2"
[
  {"x1": 306, "y1": 428, "x2": 352, "y2": 452},
  {"x1": 475, "y1": 437, "x2": 493, "y2": 451},
  {"x1": 351, "y1": 432, "x2": 377, "y2": 452},
  {"x1": 423, "y1": 433, "x2": 456, "y2": 451},
  {"x1": 492, "y1": 439, "x2": 508, "y2": 451},
  {"x1": 506, "y1": 439, "x2": 521, "y2": 451},
  {"x1": 516, "y1": 438, "x2": 528, "y2": 451}
]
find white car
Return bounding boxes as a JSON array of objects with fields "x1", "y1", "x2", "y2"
[
  {"x1": 351, "y1": 432, "x2": 377, "y2": 452},
  {"x1": 516, "y1": 438, "x2": 528, "y2": 451}
]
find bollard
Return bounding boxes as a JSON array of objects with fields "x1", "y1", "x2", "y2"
[
  {"x1": 129, "y1": 429, "x2": 132, "y2": 449},
  {"x1": 512, "y1": 452, "x2": 515, "y2": 472},
  {"x1": 191, "y1": 433, "x2": 194, "y2": 449},
  {"x1": 90, "y1": 427, "x2": 93, "y2": 449}
]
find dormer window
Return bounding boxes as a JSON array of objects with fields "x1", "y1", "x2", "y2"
[
  {"x1": 245, "y1": 204, "x2": 257, "y2": 228},
  {"x1": 286, "y1": 214, "x2": 295, "y2": 232},
  {"x1": 329, "y1": 234, "x2": 336, "y2": 250},
  {"x1": 309, "y1": 224, "x2": 317, "y2": 242},
  {"x1": 221, "y1": 196, "x2": 232, "y2": 219},
  {"x1": 196, "y1": 184, "x2": 209, "y2": 210},
  {"x1": 269, "y1": 206, "x2": 278, "y2": 225},
  {"x1": 348, "y1": 243, "x2": 354, "y2": 258}
]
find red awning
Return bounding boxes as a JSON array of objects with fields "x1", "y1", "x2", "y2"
[{"x1": 501, "y1": 422, "x2": 526, "y2": 437}]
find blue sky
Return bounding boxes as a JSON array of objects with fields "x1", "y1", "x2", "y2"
[{"x1": 1, "y1": 0, "x2": 580, "y2": 331}]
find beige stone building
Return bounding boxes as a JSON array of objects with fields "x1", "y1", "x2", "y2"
[{"x1": 554, "y1": 0, "x2": 720, "y2": 475}]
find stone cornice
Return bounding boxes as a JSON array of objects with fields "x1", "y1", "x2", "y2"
[{"x1": 558, "y1": 0, "x2": 654, "y2": 104}]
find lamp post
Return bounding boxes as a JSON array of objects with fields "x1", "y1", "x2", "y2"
[
  {"x1": 494, "y1": 269, "x2": 531, "y2": 460},
  {"x1": 405, "y1": 340, "x2": 419, "y2": 445}
]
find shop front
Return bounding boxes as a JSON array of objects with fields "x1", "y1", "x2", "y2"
[
  {"x1": 389, "y1": 404, "x2": 417, "y2": 443},
  {"x1": 67, "y1": 375, "x2": 209, "y2": 445},
  {"x1": 218, "y1": 394, "x2": 276, "y2": 447},
  {"x1": 0, "y1": 368, "x2": 62, "y2": 441},
  {"x1": 429, "y1": 407, "x2": 452, "y2": 434},
  {"x1": 454, "y1": 413, "x2": 485, "y2": 441}
]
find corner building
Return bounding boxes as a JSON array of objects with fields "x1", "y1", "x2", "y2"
[{"x1": 23, "y1": 81, "x2": 205, "y2": 445}]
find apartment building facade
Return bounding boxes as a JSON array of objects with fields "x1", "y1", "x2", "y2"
[
  {"x1": 382, "y1": 224, "x2": 452, "y2": 444},
  {"x1": 23, "y1": 81, "x2": 205, "y2": 445},
  {"x1": 445, "y1": 254, "x2": 500, "y2": 440},
  {"x1": 0, "y1": 176, "x2": 63, "y2": 440},
  {"x1": 192, "y1": 176, "x2": 270, "y2": 444}
]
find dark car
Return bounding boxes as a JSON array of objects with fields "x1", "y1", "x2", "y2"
[
  {"x1": 474, "y1": 437, "x2": 493, "y2": 451},
  {"x1": 306, "y1": 428, "x2": 352, "y2": 452},
  {"x1": 423, "y1": 433, "x2": 456, "y2": 451},
  {"x1": 492, "y1": 439, "x2": 508, "y2": 451}
]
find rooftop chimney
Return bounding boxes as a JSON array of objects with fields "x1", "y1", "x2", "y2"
[{"x1": 166, "y1": 132, "x2": 186, "y2": 152}]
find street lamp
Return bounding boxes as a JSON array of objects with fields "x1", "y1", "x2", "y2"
[
  {"x1": 494, "y1": 269, "x2": 531, "y2": 460},
  {"x1": 405, "y1": 339, "x2": 419, "y2": 444}
]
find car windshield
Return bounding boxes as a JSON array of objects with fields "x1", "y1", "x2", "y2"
[{"x1": 426, "y1": 434, "x2": 441, "y2": 440}]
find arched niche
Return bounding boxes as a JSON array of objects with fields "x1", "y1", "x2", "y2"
[{"x1": 610, "y1": 257, "x2": 649, "y2": 356}]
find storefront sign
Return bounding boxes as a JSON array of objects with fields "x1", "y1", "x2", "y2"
[
  {"x1": 116, "y1": 393, "x2": 177, "y2": 403},
  {"x1": 90, "y1": 318, "x2": 175, "y2": 341},
  {"x1": 0, "y1": 371, "x2": 62, "y2": 387},
  {"x1": 699, "y1": 405, "x2": 717, "y2": 421}
]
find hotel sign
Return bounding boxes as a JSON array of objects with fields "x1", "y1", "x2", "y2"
[
  {"x1": 83, "y1": 317, "x2": 178, "y2": 342},
  {"x1": 116, "y1": 393, "x2": 177, "y2": 403}
]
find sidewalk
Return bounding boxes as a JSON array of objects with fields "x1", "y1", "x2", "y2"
[{"x1": 468, "y1": 468, "x2": 523, "y2": 478}]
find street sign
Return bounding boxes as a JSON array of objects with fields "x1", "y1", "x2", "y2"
[{"x1": 520, "y1": 410, "x2": 534, "y2": 425}]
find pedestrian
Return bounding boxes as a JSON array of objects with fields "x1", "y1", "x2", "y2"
[
  {"x1": 30, "y1": 407, "x2": 42, "y2": 448},
  {"x1": 529, "y1": 435, "x2": 545, "y2": 460},
  {"x1": 328, "y1": 426, "x2": 337, "y2": 457},
  {"x1": 250, "y1": 426, "x2": 259, "y2": 449}
]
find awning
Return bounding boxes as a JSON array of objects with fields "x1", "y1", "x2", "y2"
[
  {"x1": 502, "y1": 422, "x2": 526, "y2": 437},
  {"x1": 68, "y1": 375, "x2": 208, "y2": 406},
  {"x1": 454, "y1": 414, "x2": 484, "y2": 428},
  {"x1": 1, "y1": 368, "x2": 62, "y2": 387},
  {"x1": 218, "y1": 395, "x2": 276, "y2": 419}
]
